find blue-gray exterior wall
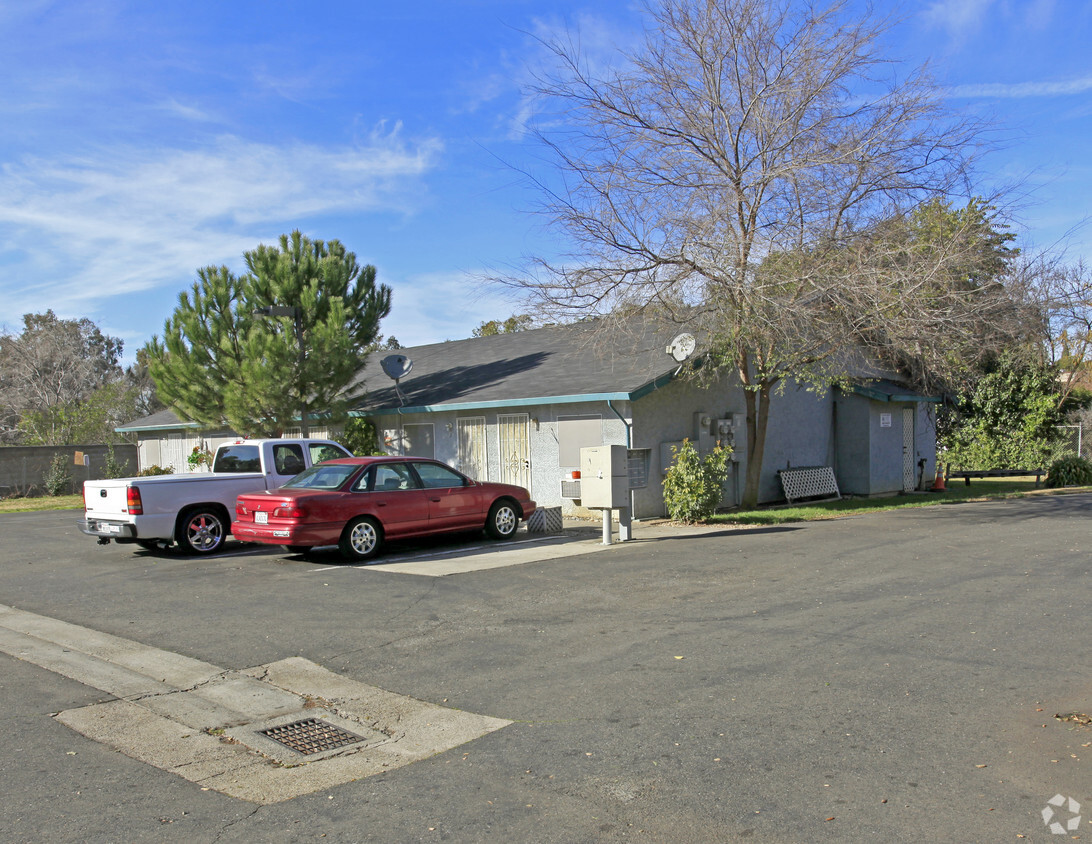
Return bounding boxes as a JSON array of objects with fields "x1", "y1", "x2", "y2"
[{"x1": 833, "y1": 392, "x2": 938, "y2": 496}]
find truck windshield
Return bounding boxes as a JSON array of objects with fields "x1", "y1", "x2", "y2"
[
  {"x1": 281, "y1": 464, "x2": 357, "y2": 490},
  {"x1": 213, "y1": 445, "x2": 261, "y2": 473}
]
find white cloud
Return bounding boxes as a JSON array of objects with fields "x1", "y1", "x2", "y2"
[
  {"x1": 947, "y1": 76, "x2": 1092, "y2": 98},
  {"x1": 922, "y1": 0, "x2": 996, "y2": 35},
  {"x1": 0, "y1": 127, "x2": 443, "y2": 317},
  {"x1": 505, "y1": 12, "x2": 640, "y2": 140},
  {"x1": 380, "y1": 269, "x2": 525, "y2": 346}
]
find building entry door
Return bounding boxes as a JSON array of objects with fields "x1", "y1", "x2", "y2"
[{"x1": 902, "y1": 407, "x2": 916, "y2": 492}]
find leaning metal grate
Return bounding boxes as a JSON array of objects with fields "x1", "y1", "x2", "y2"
[
  {"x1": 778, "y1": 466, "x2": 841, "y2": 504},
  {"x1": 258, "y1": 718, "x2": 364, "y2": 755}
]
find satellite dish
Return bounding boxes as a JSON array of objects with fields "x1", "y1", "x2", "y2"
[
  {"x1": 380, "y1": 354, "x2": 413, "y2": 407},
  {"x1": 666, "y1": 333, "x2": 696, "y2": 362},
  {"x1": 380, "y1": 354, "x2": 414, "y2": 380}
]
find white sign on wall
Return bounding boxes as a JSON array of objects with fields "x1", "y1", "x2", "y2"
[{"x1": 880, "y1": 413, "x2": 892, "y2": 428}]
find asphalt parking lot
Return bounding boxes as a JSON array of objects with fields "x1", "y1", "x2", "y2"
[{"x1": 1, "y1": 497, "x2": 1090, "y2": 842}]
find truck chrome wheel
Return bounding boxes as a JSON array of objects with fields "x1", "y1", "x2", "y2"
[{"x1": 178, "y1": 508, "x2": 226, "y2": 555}]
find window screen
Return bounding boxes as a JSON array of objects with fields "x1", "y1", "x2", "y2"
[
  {"x1": 403, "y1": 423, "x2": 435, "y2": 459},
  {"x1": 558, "y1": 415, "x2": 602, "y2": 467}
]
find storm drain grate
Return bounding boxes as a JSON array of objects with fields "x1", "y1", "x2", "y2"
[{"x1": 258, "y1": 718, "x2": 364, "y2": 755}]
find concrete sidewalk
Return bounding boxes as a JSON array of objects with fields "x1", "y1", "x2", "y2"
[{"x1": 335, "y1": 517, "x2": 739, "y2": 576}]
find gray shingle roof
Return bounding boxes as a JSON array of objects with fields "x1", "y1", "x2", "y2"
[
  {"x1": 350, "y1": 319, "x2": 685, "y2": 413},
  {"x1": 117, "y1": 319, "x2": 690, "y2": 431}
]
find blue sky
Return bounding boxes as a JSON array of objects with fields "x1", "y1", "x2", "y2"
[{"x1": 2, "y1": 0, "x2": 1091, "y2": 364}]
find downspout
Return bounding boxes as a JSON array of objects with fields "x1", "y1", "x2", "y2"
[
  {"x1": 606, "y1": 400, "x2": 632, "y2": 447},
  {"x1": 607, "y1": 399, "x2": 635, "y2": 520}
]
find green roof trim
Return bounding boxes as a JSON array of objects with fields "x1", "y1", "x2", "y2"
[
  {"x1": 847, "y1": 383, "x2": 941, "y2": 404},
  {"x1": 351, "y1": 391, "x2": 638, "y2": 417}
]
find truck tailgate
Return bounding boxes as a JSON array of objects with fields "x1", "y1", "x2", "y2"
[{"x1": 83, "y1": 482, "x2": 132, "y2": 519}]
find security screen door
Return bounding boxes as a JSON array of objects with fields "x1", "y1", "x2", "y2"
[
  {"x1": 902, "y1": 407, "x2": 915, "y2": 492},
  {"x1": 457, "y1": 417, "x2": 487, "y2": 480}
]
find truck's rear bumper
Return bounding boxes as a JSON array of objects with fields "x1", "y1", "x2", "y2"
[{"x1": 78, "y1": 519, "x2": 138, "y2": 539}]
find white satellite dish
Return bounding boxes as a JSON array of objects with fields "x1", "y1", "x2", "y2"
[
  {"x1": 666, "y1": 333, "x2": 696, "y2": 362},
  {"x1": 380, "y1": 354, "x2": 413, "y2": 380},
  {"x1": 380, "y1": 354, "x2": 413, "y2": 406}
]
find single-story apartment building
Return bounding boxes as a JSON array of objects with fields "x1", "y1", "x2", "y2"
[{"x1": 119, "y1": 319, "x2": 939, "y2": 517}]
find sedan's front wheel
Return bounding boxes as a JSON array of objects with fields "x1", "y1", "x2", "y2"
[
  {"x1": 339, "y1": 517, "x2": 382, "y2": 561},
  {"x1": 486, "y1": 500, "x2": 519, "y2": 540}
]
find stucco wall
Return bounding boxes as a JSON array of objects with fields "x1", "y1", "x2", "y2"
[
  {"x1": 631, "y1": 376, "x2": 745, "y2": 515},
  {"x1": 758, "y1": 383, "x2": 839, "y2": 502},
  {"x1": 833, "y1": 392, "x2": 938, "y2": 497},
  {"x1": 833, "y1": 393, "x2": 873, "y2": 495}
]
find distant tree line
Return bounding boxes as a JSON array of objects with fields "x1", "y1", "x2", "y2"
[{"x1": 0, "y1": 310, "x2": 161, "y2": 446}]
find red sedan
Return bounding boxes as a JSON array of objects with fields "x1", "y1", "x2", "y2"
[{"x1": 233, "y1": 456, "x2": 536, "y2": 561}]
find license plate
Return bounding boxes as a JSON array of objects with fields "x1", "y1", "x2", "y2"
[
  {"x1": 106, "y1": 523, "x2": 121, "y2": 534},
  {"x1": 255, "y1": 512, "x2": 268, "y2": 524}
]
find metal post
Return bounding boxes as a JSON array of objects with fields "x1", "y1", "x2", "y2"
[
  {"x1": 601, "y1": 509, "x2": 612, "y2": 545},
  {"x1": 618, "y1": 507, "x2": 631, "y2": 541}
]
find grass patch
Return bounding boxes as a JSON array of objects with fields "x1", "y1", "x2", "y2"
[
  {"x1": 0, "y1": 494, "x2": 83, "y2": 513},
  {"x1": 712, "y1": 477, "x2": 1085, "y2": 527}
]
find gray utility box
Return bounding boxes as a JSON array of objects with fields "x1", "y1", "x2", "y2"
[{"x1": 580, "y1": 445, "x2": 630, "y2": 509}]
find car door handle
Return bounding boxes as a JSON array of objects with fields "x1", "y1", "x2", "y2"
[{"x1": 430, "y1": 497, "x2": 441, "y2": 503}]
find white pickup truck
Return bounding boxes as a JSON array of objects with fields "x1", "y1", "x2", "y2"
[{"x1": 79, "y1": 438, "x2": 351, "y2": 554}]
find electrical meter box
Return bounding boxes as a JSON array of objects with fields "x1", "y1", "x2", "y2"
[{"x1": 580, "y1": 445, "x2": 630, "y2": 508}]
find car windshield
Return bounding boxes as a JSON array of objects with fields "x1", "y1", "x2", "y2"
[{"x1": 280, "y1": 464, "x2": 357, "y2": 490}]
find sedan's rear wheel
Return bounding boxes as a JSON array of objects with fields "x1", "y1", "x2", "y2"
[
  {"x1": 339, "y1": 517, "x2": 382, "y2": 561},
  {"x1": 486, "y1": 499, "x2": 519, "y2": 540}
]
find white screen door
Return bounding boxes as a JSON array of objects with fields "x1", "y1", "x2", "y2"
[{"x1": 498, "y1": 413, "x2": 530, "y2": 488}]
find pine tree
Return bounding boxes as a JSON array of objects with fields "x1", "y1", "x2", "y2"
[{"x1": 144, "y1": 231, "x2": 391, "y2": 437}]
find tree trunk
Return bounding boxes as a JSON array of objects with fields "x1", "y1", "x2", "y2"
[{"x1": 741, "y1": 381, "x2": 772, "y2": 510}]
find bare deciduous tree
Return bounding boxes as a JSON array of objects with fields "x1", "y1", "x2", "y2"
[
  {"x1": 1033, "y1": 257, "x2": 1092, "y2": 402},
  {"x1": 509, "y1": 0, "x2": 1025, "y2": 507},
  {"x1": 0, "y1": 311, "x2": 127, "y2": 445}
]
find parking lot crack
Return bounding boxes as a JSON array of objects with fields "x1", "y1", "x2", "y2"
[{"x1": 211, "y1": 805, "x2": 262, "y2": 843}]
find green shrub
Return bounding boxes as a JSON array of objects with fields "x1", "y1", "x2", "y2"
[
  {"x1": 137, "y1": 464, "x2": 175, "y2": 477},
  {"x1": 43, "y1": 453, "x2": 72, "y2": 496},
  {"x1": 341, "y1": 417, "x2": 383, "y2": 455},
  {"x1": 104, "y1": 445, "x2": 128, "y2": 479},
  {"x1": 663, "y1": 439, "x2": 731, "y2": 523},
  {"x1": 1044, "y1": 455, "x2": 1092, "y2": 488}
]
